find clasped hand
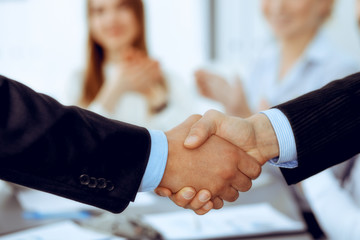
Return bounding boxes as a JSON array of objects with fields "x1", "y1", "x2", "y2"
[{"x1": 154, "y1": 110, "x2": 277, "y2": 215}]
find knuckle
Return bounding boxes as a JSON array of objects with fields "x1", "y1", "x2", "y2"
[
  {"x1": 230, "y1": 150, "x2": 241, "y2": 163},
  {"x1": 211, "y1": 184, "x2": 224, "y2": 197},
  {"x1": 193, "y1": 124, "x2": 208, "y2": 135},
  {"x1": 204, "y1": 109, "x2": 220, "y2": 119},
  {"x1": 252, "y1": 165, "x2": 262, "y2": 179},
  {"x1": 245, "y1": 161, "x2": 262, "y2": 180},
  {"x1": 175, "y1": 201, "x2": 187, "y2": 208},
  {"x1": 189, "y1": 203, "x2": 202, "y2": 211},
  {"x1": 240, "y1": 180, "x2": 252, "y2": 192},
  {"x1": 213, "y1": 198, "x2": 224, "y2": 209},
  {"x1": 220, "y1": 167, "x2": 236, "y2": 181},
  {"x1": 227, "y1": 192, "x2": 239, "y2": 202},
  {"x1": 195, "y1": 210, "x2": 206, "y2": 215},
  {"x1": 213, "y1": 201, "x2": 224, "y2": 209},
  {"x1": 239, "y1": 158, "x2": 262, "y2": 180},
  {"x1": 174, "y1": 196, "x2": 188, "y2": 208}
]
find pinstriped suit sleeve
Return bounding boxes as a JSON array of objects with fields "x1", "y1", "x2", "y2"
[{"x1": 275, "y1": 73, "x2": 360, "y2": 184}]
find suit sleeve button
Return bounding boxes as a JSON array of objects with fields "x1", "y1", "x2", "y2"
[
  {"x1": 106, "y1": 181, "x2": 114, "y2": 191},
  {"x1": 97, "y1": 178, "x2": 107, "y2": 189},
  {"x1": 79, "y1": 174, "x2": 90, "y2": 185},
  {"x1": 88, "y1": 177, "x2": 98, "y2": 188}
]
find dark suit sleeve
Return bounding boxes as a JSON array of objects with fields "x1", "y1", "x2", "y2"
[
  {"x1": 275, "y1": 72, "x2": 360, "y2": 185},
  {"x1": 0, "y1": 75, "x2": 151, "y2": 213}
]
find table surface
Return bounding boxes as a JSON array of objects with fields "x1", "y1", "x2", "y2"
[{"x1": 0, "y1": 168, "x2": 313, "y2": 240}]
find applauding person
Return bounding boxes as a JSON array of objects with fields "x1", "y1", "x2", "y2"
[
  {"x1": 195, "y1": 0, "x2": 358, "y2": 117},
  {"x1": 69, "y1": 0, "x2": 190, "y2": 130}
]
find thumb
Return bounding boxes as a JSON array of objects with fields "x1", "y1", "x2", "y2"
[{"x1": 184, "y1": 110, "x2": 222, "y2": 149}]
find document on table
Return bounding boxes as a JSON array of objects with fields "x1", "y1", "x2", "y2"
[
  {"x1": 0, "y1": 221, "x2": 125, "y2": 240},
  {"x1": 17, "y1": 190, "x2": 157, "y2": 215},
  {"x1": 17, "y1": 190, "x2": 97, "y2": 214},
  {"x1": 142, "y1": 203, "x2": 305, "y2": 240}
]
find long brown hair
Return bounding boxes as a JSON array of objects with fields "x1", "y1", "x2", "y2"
[{"x1": 80, "y1": 0, "x2": 148, "y2": 107}]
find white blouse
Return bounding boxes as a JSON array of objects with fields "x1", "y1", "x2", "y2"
[
  {"x1": 67, "y1": 63, "x2": 194, "y2": 131},
  {"x1": 245, "y1": 31, "x2": 359, "y2": 111},
  {"x1": 302, "y1": 157, "x2": 360, "y2": 240}
]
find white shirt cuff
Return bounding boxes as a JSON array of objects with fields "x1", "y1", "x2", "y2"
[
  {"x1": 138, "y1": 130, "x2": 168, "y2": 192},
  {"x1": 261, "y1": 109, "x2": 298, "y2": 168}
]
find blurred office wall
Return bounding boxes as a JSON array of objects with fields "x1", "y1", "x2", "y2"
[
  {"x1": 0, "y1": 0, "x2": 87, "y2": 100},
  {"x1": 144, "y1": 0, "x2": 210, "y2": 77}
]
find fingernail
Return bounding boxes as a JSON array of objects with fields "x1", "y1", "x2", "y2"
[
  {"x1": 199, "y1": 192, "x2": 211, "y2": 202},
  {"x1": 183, "y1": 190, "x2": 195, "y2": 200},
  {"x1": 157, "y1": 191, "x2": 167, "y2": 197},
  {"x1": 203, "y1": 202, "x2": 212, "y2": 211},
  {"x1": 185, "y1": 136, "x2": 198, "y2": 146}
]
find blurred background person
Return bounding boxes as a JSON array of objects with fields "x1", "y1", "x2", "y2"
[
  {"x1": 193, "y1": 0, "x2": 360, "y2": 238},
  {"x1": 298, "y1": 1, "x2": 360, "y2": 239},
  {"x1": 301, "y1": 156, "x2": 360, "y2": 240},
  {"x1": 69, "y1": 0, "x2": 190, "y2": 130},
  {"x1": 195, "y1": 0, "x2": 359, "y2": 118}
]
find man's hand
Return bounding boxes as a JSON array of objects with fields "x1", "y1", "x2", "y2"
[
  {"x1": 184, "y1": 110, "x2": 280, "y2": 165},
  {"x1": 157, "y1": 115, "x2": 261, "y2": 204},
  {"x1": 155, "y1": 187, "x2": 222, "y2": 215}
]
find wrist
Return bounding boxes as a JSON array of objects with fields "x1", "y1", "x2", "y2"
[
  {"x1": 158, "y1": 130, "x2": 181, "y2": 192},
  {"x1": 247, "y1": 113, "x2": 279, "y2": 165}
]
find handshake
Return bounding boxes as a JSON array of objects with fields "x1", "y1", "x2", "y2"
[{"x1": 154, "y1": 110, "x2": 280, "y2": 215}]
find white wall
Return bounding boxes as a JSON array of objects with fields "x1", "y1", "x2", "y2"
[
  {"x1": 327, "y1": 0, "x2": 360, "y2": 59},
  {"x1": 0, "y1": 0, "x2": 87, "y2": 99},
  {"x1": 144, "y1": 0, "x2": 209, "y2": 80},
  {"x1": 214, "y1": 0, "x2": 268, "y2": 66}
]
